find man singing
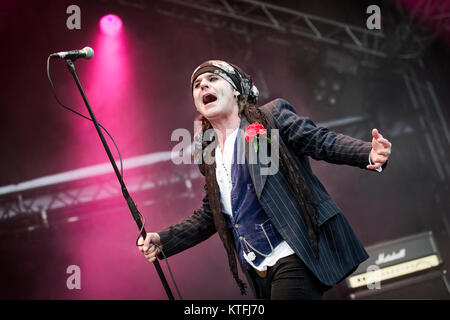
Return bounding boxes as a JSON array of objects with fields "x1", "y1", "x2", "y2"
[{"x1": 138, "y1": 60, "x2": 392, "y2": 299}]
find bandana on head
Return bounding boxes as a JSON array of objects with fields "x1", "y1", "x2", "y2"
[{"x1": 191, "y1": 60, "x2": 259, "y2": 106}]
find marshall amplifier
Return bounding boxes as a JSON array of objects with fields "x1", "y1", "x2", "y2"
[{"x1": 345, "y1": 231, "x2": 450, "y2": 299}]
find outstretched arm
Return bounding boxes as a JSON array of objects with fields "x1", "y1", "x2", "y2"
[{"x1": 265, "y1": 99, "x2": 391, "y2": 171}]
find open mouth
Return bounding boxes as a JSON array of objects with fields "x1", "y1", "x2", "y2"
[{"x1": 202, "y1": 93, "x2": 217, "y2": 105}]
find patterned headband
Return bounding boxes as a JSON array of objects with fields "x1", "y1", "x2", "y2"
[{"x1": 191, "y1": 60, "x2": 259, "y2": 105}]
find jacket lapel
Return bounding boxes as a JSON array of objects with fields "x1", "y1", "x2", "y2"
[{"x1": 239, "y1": 117, "x2": 268, "y2": 198}]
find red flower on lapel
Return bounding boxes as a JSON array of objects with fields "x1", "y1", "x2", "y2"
[
  {"x1": 245, "y1": 123, "x2": 270, "y2": 152},
  {"x1": 245, "y1": 123, "x2": 266, "y2": 142}
]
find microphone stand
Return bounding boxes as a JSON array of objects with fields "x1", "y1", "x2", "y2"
[{"x1": 64, "y1": 58, "x2": 174, "y2": 300}]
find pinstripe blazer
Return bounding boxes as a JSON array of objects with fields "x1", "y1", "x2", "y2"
[{"x1": 158, "y1": 98, "x2": 382, "y2": 291}]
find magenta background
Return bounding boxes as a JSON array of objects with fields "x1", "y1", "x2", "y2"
[{"x1": 0, "y1": 0, "x2": 449, "y2": 299}]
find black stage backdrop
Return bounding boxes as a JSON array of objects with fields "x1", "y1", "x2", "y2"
[{"x1": 0, "y1": 0, "x2": 448, "y2": 299}]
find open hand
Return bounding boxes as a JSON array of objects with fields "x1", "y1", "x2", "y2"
[{"x1": 367, "y1": 128, "x2": 392, "y2": 170}]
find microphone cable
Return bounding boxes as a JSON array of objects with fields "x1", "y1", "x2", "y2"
[
  {"x1": 136, "y1": 211, "x2": 183, "y2": 300},
  {"x1": 46, "y1": 56, "x2": 183, "y2": 300},
  {"x1": 46, "y1": 56, "x2": 124, "y2": 179}
]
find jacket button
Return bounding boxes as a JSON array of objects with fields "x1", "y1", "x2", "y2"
[
  {"x1": 234, "y1": 224, "x2": 239, "y2": 228},
  {"x1": 239, "y1": 236, "x2": 244, "y2": 240}
]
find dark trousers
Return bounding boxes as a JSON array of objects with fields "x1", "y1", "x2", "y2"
[{"x1": 248, "y1": 254, "x2": 331, "y2": 300}]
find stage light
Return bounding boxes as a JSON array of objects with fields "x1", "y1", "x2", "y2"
[{"x1": 99, "y1": 14, "x2": 123, "y2": 35}]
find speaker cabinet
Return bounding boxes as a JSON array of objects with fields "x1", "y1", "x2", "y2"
[{"x1": 349, "y1": 269, "x2": 450, "y2": 300}]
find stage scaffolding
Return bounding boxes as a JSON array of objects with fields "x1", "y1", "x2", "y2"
[{"x1": 0, "y1": 0, "x2": 448, "y2": 238}]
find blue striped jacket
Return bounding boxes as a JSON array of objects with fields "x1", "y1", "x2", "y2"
[{"x1": 158, "y1": 98, "x2": 384, "y2": 292}]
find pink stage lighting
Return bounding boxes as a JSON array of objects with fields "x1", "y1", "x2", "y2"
[{"x1": 99, "y1": 14, "x2": 123, "y2": 35}]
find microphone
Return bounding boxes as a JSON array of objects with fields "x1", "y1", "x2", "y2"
[{"x1": 50, "y1": 47, "x2": 94, "y2": 60}]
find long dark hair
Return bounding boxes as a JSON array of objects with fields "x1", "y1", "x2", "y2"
[{"x1": 195, "y1": 101, "x2": 320, "y2": 295}]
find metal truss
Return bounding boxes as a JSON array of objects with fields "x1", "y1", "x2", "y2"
[
  {"x1": 112, "y1": 0, "x2": 447, "y2": 59},
  {"x1": 403, "y1": 0, "x2": 450, "y2": 35},
  {"x1": 156, "y1": 0, "x2": 387, "y2": 57},
  {"x1": 403, "y1": 65, "x2": 450, "y2": 182},
  {"x1": 0, "y1": 162, "x2": 203, "y2": 233},
  {"x1": 402, "y1": 61, "x2": 450, "y2": 238}
]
